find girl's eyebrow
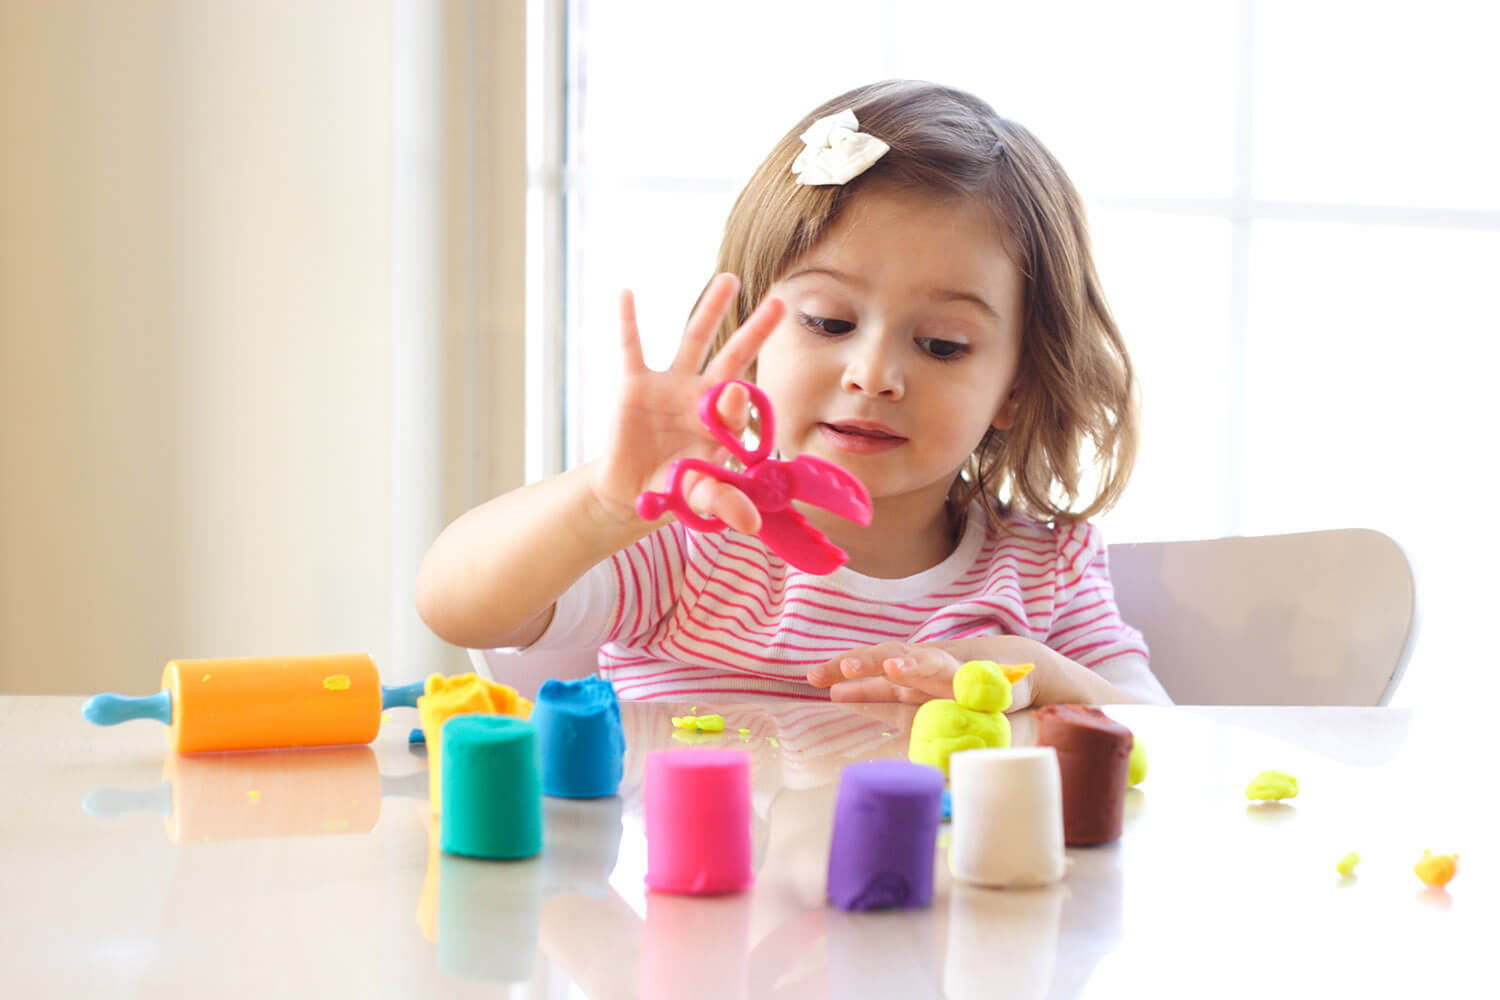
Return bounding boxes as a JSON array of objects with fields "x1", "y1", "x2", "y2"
[{"x1": 782, "y1": 266, "x2": 999, "y2": 320}]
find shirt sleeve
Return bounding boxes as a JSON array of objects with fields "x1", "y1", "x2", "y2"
[
  {"x1": 522, "y1": 522, "x2": 689, "y2": 651},
  {"x1": 1047, "y1": 522, "x2": 1173, "y2": 705}
]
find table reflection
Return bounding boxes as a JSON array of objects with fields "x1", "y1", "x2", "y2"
[{"x1": 82, "y1": 745, "x2": 425, "y2": 843}]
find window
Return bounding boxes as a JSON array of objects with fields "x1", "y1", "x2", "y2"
[{"x1": 538, "y1": 0, "x2": 1500, "y2": 706}]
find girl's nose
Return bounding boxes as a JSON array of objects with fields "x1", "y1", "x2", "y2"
[{"x1": 840, "y1": 334, "x2": 904, "y2": 400}]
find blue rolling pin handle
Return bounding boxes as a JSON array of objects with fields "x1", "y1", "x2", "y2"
[
  {"x1": 381, "y1": 681, "x2": 425, "y2": 710},
  {"x1": 82, "y1": 690, "x2": 172, "y2": 727}
]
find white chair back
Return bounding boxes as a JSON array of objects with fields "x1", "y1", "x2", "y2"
[
  {"x1": 1107, "y1": 529, "x2": 1417, "y2": 705},
  {"x1": 467, "y1": 644, "x2": 601, "y2": 700}
]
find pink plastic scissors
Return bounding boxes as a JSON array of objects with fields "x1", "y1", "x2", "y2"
[{"x1": 635, "y1": 380, "x2": 873, "y2": 575}]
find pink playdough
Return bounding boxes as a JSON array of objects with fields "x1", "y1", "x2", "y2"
[{"x1": 644, "y1": 749, "x2": 753, "y2": 895}]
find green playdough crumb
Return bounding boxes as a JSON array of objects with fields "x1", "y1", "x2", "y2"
[
  {"x1": 671, "y1": 713, "x2": 725, "y2": 732},
  {"x1": 1128, "y1": 739, "x2": 1148, "y2": 785},
  {"x1": 1245, "y1": 769, "x2": 1298, "y2": 801},
  {"x1": 766, "y1": 736, "x2": 779, "y2": 748},
  {"x1": 1337, "y1": 852, "x2": 1360, "y2": 876}
]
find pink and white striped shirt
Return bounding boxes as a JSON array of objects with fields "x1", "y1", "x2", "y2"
[{"x1": 530, "y1": 503, "x2": 1170, "y2": 704}]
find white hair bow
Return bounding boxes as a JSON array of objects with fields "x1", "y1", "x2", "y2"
[{"x1": 790, "y1": 109, "x2": 890, "y2": 186}]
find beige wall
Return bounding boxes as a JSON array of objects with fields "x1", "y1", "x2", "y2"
[{"x1": 0, "y1": 1, "x2": 525, "y2": 694}]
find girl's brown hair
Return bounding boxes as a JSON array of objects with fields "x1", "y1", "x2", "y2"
[{"x1": 709, "y1": 80, "x2": 1137, "y2": 525}]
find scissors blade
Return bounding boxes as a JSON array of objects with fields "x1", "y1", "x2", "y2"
[
  {"x1": 758, "y1": 507, "x2": 849, "y2": 575},
  {"x1": 781, "y1": 456, "x2": 873, "y2": 526}
]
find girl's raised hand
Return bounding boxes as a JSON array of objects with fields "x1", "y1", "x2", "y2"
[{"x1": 587, "y1": 273, "x2": 786, "y2": 535}]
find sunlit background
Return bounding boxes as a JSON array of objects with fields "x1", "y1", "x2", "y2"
[
  {"x1": 2, "y1": 0, "x2": 1495, "y2": 704},
  {"x1": 552, "y1": 0, "x2": 1500, "y2": 708}
]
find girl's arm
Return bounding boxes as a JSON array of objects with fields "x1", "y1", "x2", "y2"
[
  {"x1": 414, "y1": 460, "x2": 654, "y2": 650},
  {"x1": 415, "y1": 274, "x2": 786, "y2": 652}
]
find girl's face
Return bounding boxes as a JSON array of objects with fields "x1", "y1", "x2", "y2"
[{"x1": 756, "y1": 185, "x2": 1025, "y2": 510}]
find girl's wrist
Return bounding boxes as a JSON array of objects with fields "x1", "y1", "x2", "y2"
[
  {"x1": 1034, "y1": 643, "x2": 1103, "y2": 705},
  {"x1": 579, "y1": 460, "x2": 658, "y2": 546}
]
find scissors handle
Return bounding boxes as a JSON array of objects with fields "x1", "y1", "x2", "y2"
[
  {"x1": 699, "y1": 380, "x2": 774, "y2": 466},
  {"x1": 635, "y1": 458, "x2": 754, "y2": 532}
]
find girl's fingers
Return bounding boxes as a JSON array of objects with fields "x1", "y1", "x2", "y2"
[
  {"x1": 714, "y1": 381, "x2": 751, "y2": 437},
  {"x1": 619, "y1": 289, "x2": 646, "y2": 373},
  {"x1": 684, "y1": 472, "x2": 761, "y2": 535},
  {"x1": 806, "y1": 645, "x2": 894, "y2": 687},
  {"x1": 706, "y1": 296, "x2": 787, "y2": 382},
  {"x1": 881, "y1": 648, "x2": 961, "y2": 701},
  {"x1": 672, "y1": 273, "x2": 740, "y2": 374},
  {"x1": 828, "y1": 677, "x2": 934, "y2": 705}
]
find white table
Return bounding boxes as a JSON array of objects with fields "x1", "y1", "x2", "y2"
[{"x1": 0, "y1": 696, "x2": 1487, "y2": 998}]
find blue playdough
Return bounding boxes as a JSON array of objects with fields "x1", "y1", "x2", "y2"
[
  {"x1": 530, "y1": 675, "x2": 624, "y2": 798},
  {"x1": 942, "y1": 787, "x2": 952, "y2": 821}
]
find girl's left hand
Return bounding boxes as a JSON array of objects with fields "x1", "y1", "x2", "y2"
[{"x1": 805, "y1": 637, "x2": 1044, "y2": 708}]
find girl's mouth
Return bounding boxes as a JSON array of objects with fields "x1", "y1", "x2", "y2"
[{"x1": 818, "y1": 422, "x2": 908, "y2": 454}]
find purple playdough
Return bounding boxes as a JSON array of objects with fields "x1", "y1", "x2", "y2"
[{"x1": 826, "y1": 760, "x2": 945, "y2": 911}]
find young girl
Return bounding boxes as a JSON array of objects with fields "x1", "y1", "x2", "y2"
[{"x1": 416, "y1": 80, "x2": 1171, "y2": 708}]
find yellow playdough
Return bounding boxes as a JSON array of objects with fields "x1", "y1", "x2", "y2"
[
  {"x1": 908, "y1": 661, "x2": 1025, "y2": 778},
  {"x1": 1245, "y1": 769, "x2": 1298, "y2": 801},
  {"x1": 323, "y1": 674, "x2": 352, "y2": 691},
  {"x1": 418, "y1": 672, "x2": 533, "y2": 814},
  {"x1": 953, "y1": 660, "x2": 1011, "y2": 713},
  {"x1": 1337, "y1": 852, "x2": 1360, "y2": 876},
  {"x1": 1414, "y1": 850, "x2": 1457, "y2": 887},
  {"x1": 1128, "y1": 739, "x2": 1148, "y2": 786},
  {"x1": 671, "y1": 713, "x2": 725, "y2": 732}
]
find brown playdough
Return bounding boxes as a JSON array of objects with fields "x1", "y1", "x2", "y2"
[{"x1": 1035, "y1": 705, "x2": 1133, "y2": 846}]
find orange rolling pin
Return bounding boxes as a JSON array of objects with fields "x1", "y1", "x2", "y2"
[{"x1": 81, "y1": 652, "x2": 424, "y2": 754}]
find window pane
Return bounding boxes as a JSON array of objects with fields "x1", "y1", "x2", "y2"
[
  {"x1": 887, "y1": 1, "x2": 1241, "y2": 200},
  {"x1": 573, "y1": 0, "x2": 888, "y2": 179},
  {"x1": 1254, "y1": 0, "x2": 1500, "y2": 209},
  {"x1": 574, "y1": 0, "x2": 1240, "y2": 198},
  {"x1": 1244, "y1": 221, "x2": 1500, "y2": 705},
  {"x1": 1090, "y1": 212, "x2": 1234, "y2": 544},
  {"x1": 567, "y1": 186, "x2": 737, "y2": 464}
]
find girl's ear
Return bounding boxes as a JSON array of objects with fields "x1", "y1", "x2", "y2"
[{"x1": 992, "y1": 387, "x2": 1020, "y2": 431}]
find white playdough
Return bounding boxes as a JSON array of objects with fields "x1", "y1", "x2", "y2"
[{"x1": 949, "y1": 747, "x2": 1066, "y2": 888}]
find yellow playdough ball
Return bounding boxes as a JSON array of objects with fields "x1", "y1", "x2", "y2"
[
  {"x1": 908, "y1": 699, "x2": 1009, "y2": 777},
  {"x1": 953, "y1": 660, "x2": 1012, "y2": 713},
  {"x1": 1414, "y1": 850, "x2": 1457, "y2": 887},
  {"x1": 1128, "y1": 739, "x2": 1148, "y2": 786},
  {"x1": 1245, "y1": 769, "x2": 1298, "y2": 801},
  {"x1": 1336, "y1": 852, "x2": 1360, "y2": 876}
]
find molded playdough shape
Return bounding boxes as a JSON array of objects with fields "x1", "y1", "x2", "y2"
[
  {"x1": 908, "y1": 661, "x2": 1032, "y2": 777},
  {"x1": 644, "y1": 750, "x2": 752, "y2": 895},
  {"x1": 531, "y1": 676, "x2": 624, "y2": 798},
  {"x1": 826, "y1": 760, "x2": 945, "y2": 910},
  {"x1": 949, "y1": 747, "x2": 1066, "y2": 888},
  {"x1": 440, "y1": 715, "x2": 543, "y2": 860},
  {"x1": 419, "y1": 673, "x2": 533, "y2": 814},
  {"x1": 1035, "y1": 705, "x2": 1133, "y2": 846}
]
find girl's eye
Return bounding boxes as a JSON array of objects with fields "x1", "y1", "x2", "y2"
[
  {"x1": 916, "y1": 337, "x2": 969, "y2": 360},
  {"x1": 799, "y1": 313, "x2": 855, "y2": 336}
]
